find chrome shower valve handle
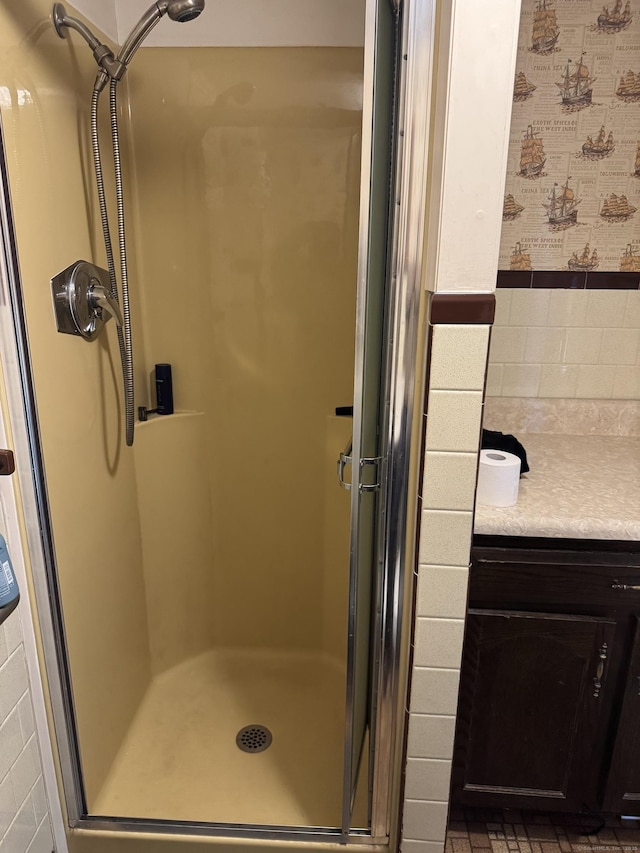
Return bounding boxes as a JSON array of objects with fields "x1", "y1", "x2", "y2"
[
  {"x1": 51, "y1": 260, "x2": 122, "y2": 340},
  {"x1": 89, "y1": 281, "x2": 123, "y2": 328}
]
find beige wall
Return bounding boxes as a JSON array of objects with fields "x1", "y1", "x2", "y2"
[
  {"x1": 488, "y1": 289, "x2": 640, "y2": 398},
  {"x1": 127, "y1": 46, "x2": 362, "y2": 658},
  {"x1": 0, "y1": 1, "x2": 152, "y2": 806}
]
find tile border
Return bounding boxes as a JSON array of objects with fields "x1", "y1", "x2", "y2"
[
  {"x1": 496, "y1": 269, "x2": 640, "y2": 290},
  {"x1": 430, "y1": 293, "x2": 496, "y2": 325}
]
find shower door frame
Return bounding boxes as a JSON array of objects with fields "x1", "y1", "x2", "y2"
[{"x1": 0, "y1": 0, "x2": 437, "y2": 845}]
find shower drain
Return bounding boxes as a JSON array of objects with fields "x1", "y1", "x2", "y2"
[{"x1": 236, "y1": 725, "x2": 272, "y2": 753}]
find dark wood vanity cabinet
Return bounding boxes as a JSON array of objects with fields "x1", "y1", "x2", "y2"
[
  {"x1": 603, "y1": 618, "x2": 640, "y2": 814},
  {"x1": 451, "y1": 539, "x2": 640, "y2": 816}
]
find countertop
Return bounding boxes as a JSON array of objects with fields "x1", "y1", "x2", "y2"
[{"x1": 473, "y1": 433, "x2": 640, "y2": 541}]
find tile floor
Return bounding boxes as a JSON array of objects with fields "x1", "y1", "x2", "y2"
[{"x1": 446, "y1": 807, "x2": 640, "y2": 853}]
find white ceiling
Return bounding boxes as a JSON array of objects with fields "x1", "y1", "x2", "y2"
[{"x1": 72, "y1": 0, "x2": 365, "y2": 48}]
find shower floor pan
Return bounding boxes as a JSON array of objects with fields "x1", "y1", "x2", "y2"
[{"x1": 92, "y1": 649, "x2": 366, "y2": 828}]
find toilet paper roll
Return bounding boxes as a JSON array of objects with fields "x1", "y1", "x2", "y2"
[{"x1": 477, "y1": 449, "x2": 521, "y2": 507}]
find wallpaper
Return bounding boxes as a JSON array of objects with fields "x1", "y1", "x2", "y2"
[{"x1": 499, "y1": 0, "x2": 640, "y2": 272}]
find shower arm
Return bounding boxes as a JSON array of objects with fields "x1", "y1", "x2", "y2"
[{"x1": 52, "y1": 4, "x2": 126, "y2": 82}]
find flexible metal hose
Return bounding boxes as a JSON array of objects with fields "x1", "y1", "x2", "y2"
[
  {"x1": 89, "y1": 76, "x2": 135, "y2": 446},
  {"x1": 109, "y1": 79, "x2": 135, "y2": 446}
]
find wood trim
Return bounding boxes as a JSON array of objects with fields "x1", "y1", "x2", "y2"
[{"x1": 430, "y1": 292, "x2": 496, "y2": 325}]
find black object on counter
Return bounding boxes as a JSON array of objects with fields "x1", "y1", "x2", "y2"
[{"x1": 482, "y1": 429, "x2": 530, "y2": 475}]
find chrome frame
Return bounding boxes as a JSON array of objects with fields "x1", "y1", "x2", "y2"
[
  {"x1": 0, "y1": 0, "x2": 437, "y2": 845},
  {"x1": 369, "y1": 0, "x2": 437, "y2": 839}
]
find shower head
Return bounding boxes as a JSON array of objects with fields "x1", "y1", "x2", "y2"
[
  {"x1": 165, "y1": 0, "x2": 206, "y2": 22},
  {"x1": 117, "y1": 0, "x2": 205, "y2": 67},
  {"x1": 52, "y1": 0, "x2": 205, "y2": 83}
]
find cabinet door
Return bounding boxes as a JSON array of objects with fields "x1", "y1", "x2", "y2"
[
  {"x1": 604, "y1": 617, "x2": 640, "y2": 815},
  {"x1": 452, "y1": 610, "x2": 617, "y2": 812}
]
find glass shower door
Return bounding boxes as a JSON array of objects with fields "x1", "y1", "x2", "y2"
[{"x1": 342, "y1": 0, "x2": 399, "y2": 834}]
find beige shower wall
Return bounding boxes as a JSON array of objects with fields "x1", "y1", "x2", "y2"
[
  {"x1": 0, "y1": 2, "x2": 152, "y2": 806},
  {"x1": 126, "y1": 47, "x2": 362, "y2": 660}
]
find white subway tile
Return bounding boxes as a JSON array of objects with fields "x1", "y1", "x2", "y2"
[
  {"x1": 548, "y1": 289, "x2": 588, "y2": 327},
  {"x1": 430, "y1": 326, "x2": 490, "y2": 391},
  {"x1": 0, "y1": 775, "x2": 16, "y2": 839},
  {"x1": 419, "y1": 510, "x2": 473, "y2": 567},
  {"x1": 576, "y1": 365, "x2": 615, "y2": 399},
  {"x1": 406, "y1": 714, "x2": 457, "y2": 760},
  {"x1": 524, "y1": 327, "x2": 564, "y2": 363},
  {"x1": 422, "y1": 453, "x2": 478, "y2": 511},
  {"x1": 586, "y1": 291, "x2": 629, "y2": 328},
  {"x1": 0, "y1": 710, "x2": 24, "y2": 780},
  {"x1": 17, "y1": 696, "x2": 35, "y2": 745},
  {"x1": 416, "y1": 565, "x2": 469, "y2": 619},
  {"x1": 10, "y1": 738, "x2": 40, "y2": 810},
  {"x1": 425, "y1": 391, "x2": 483, "y2": 453},
  {"x1": 29, "y1": 779, "x2": 47, "y2": 826},
  {"x1": 410, "y1": 668, "x2": 461, "y2": 716},
  {"x1": 401, "y1": 840, "x2": 445, "y2": 853},
  {"x1": 562, "y1": 328, "x2": 602, "y2": 365},
  {"x1": 510, "y1": 289, "x2": 551, "y2": 326},
  {"x1": 25, "y1": 818, "x2": 54, "y2": 853},
  {"x1": 404, "y1": 759, "x2": 453, "y2": 802},
  {"x1": 490, "y1": 327, "x2": 526, "y2": 363},
  {"x1": 413, "y1": 619, "x2": 465, "y2": 669},
  {"x1": 3, "y1": 611, "x2": 22, "y2": 656},
  {"x1": 538, "y1": 364, "x2": 579, "y2": 397},
  {"x1": 613, "y1": 365, "x2": 640, "y2": 399},
  {"x1": 0, "y1": 649, "x2": 29, "y2": 722},
  {"x1": 403, "y1": 799, "x2": 449, "y2": 842},
  {"x1": 493, "y1": 290, "x2": 512, "y2": 325},
  {"x1": 485, "y1": 363, "x2": 503, "y2": 396},
  {"x1": 599, "y1": 328, "x2": 640, "y2": 365},
  {"x1": 1, "y1": 796, "x2": 37, "y2": 853},
  {"x1": 624, "y1": 291, "x2": 640, "y2": 328},
  {"x1": 501, "y1": 364, "x2": 540, "y2": 397}
]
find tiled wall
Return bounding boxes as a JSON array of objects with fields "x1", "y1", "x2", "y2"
[
  {"x1": 487, "y1": 289, "x2": 640, "y2": 399},
  {"x1": 0, "y1": 609, "x2": 54, "y2": 853},
  {"x1": 401, "y1": 324, "x2": 490, "y2": 853}
]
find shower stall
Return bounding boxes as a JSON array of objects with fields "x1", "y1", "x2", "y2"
[{"x1": 0, "y1": 0, "x2": 432, "y2": 846}]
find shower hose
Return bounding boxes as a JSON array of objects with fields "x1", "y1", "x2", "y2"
[{"x1": 90, "y1": 73, "x2": 135, "y2": 446}]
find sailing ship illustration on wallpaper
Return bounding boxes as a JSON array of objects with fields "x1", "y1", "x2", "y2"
[
  {"x1": 532, "y1": 0, "x2": 560, "y2": 53},
  {"x1": 620, "y1": 244, "x2": 640, "y2": 272},
  {"x1": 519, "y1": 126, "x2": 546, "y2": 177},
  {"x1": 514, "y1": 72, "x2": 536, "y2": 102},
  {"x1": 544, "y1": 178, "x2": 580, "y2": 229},
  {"x1": 599, "y1": 193, "x2": 637, "y2": 221},
  {"x1": 503, "y1": 194, "x2": 525, "y2": 220},
  {"x1": 568, "y1": 244, "x2": 599, "y2": 271},
  {"x1": 582, "y1": 126, "x2": 615, "y2": 158},
  {"x1": 557, "y1": 54, "x2": 595, "y2": 109},
  {"x1": 510, "y1": 242, "x2": 532, "y2": 270},
  {"x1": 634, "y1": 143, "x2": 640, "y2": 177},
  {"x1": 597, "y1": 1, "x2": 633, "y2": 32},
  {"x1": 616, "y1": 71, "x2": 640, "y2": 101}
]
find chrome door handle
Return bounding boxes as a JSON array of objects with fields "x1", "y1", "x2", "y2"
[{"x1": 337, "y1": 438, "x2": 353, "y2": 491}]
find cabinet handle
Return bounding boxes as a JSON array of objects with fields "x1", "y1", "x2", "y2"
[
  {"x1": 611, "y1": 580, "x2": 640, "y2": 591},
  {"x1": 593, "y1": 642, "x2": 608, "y2": 699}
]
